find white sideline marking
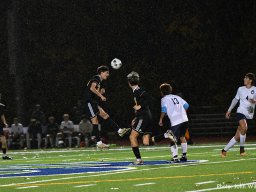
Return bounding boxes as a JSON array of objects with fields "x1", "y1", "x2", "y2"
[
  {"x1": 195, "y1": 181, "x2": 216, "y2": 185},
  {"x1": 186, "y1": 182, "x2": 256, "y2": 192},
  {"x1": 74, "y1": 184, "x2": 96, "y2": 188},
  {"x1": 9, "y1": 143, "x2": 256, "y2": 155},
  {"x1": 134, "y1": 182, "x2": 156, "y2": 186},
  {"x1": 1, "y1": 157, "x2": 255, "y2": 188},
  {"x1": 16, "y1": 186, "x2": 38, "y2": 189}
]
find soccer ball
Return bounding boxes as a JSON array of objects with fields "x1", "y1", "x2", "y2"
[{"x1": 111, "y1": 58, "x2": 122, "y2": 69}]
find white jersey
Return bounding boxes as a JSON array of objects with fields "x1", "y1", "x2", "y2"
[
  {"x1": 235, "y1": 86, "x2": 256, "y2": 119},
  {"x1": 161, "y1": 94, "x2": 188, "y2": 126}
]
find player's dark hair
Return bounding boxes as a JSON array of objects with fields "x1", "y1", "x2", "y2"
[
  {"x1": 97, "y1": 66, "x2": 109, "y2": 74},
  {"x1": 127, "y1": 71, "x2": 140, "y2": 86},
  {"x1": 245, "y1": 73, "x2": 255, "y2": 85},
  {"x1": 160, "y1": 83, "x2": 172, "y2": 96}
]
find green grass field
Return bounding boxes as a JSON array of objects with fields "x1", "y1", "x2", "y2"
[{"x1": 0, "y1": 143, "x2": 256, "y2": 192}]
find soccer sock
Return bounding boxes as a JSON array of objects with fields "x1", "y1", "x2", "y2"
[
  {"x1": 105, "y1": 118, "x2": 119, "y2": 131},
  {"x1": 2, "y1": 148, "x2": 6, "y2": 156},
  {"x1": 239, "y1": 134, "x2": 246, "y2": 147},
  {"x1": 224, "y1": 137, "x2": 237, "y2": 151},
  {"x1": 181, "y1": 143, "x2": 187, "y2": 156},
  {"x1": 171, "y1": 144, "x2": 178, "y2": 158},
  {"x1": 132, "y1": 147, "x2": 141, "y2": 160},
  {"x1": 153, "y1": 134, "x2": 165, "y2": 142},
  {"x1": 92, "y1": 124, "x2": 100, "y2": 141}
]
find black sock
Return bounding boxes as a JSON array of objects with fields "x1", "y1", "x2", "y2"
[
  {"x1": 132, "y1": 147, "x2": 141, "y2": 159},
  {"x1": 92, "y1": 124, "x2": 100, "y2": 141},
  {"x1": 240, "y1": 146, "x2": 245, "y2": 153},
  {"x1": 2, "y1": 148, "x2": 6, "y2": 155},
  {"x1": 105, "y1": 118, "x2": 119, "y2": 131},
  {"x1": 182, "y1": 153, "x2": 187, "y2": 156},
  {"x1": 153, "y1": 134, "x2": 165, "y2": 142}
]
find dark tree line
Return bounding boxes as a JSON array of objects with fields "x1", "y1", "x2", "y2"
[{"x1": 0, "y1": 0, "x2": 256, "y2": 126}]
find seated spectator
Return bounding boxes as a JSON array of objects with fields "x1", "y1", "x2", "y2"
[
  {"x1": 56, "y1": 114, "x2": 74, "y2": 148},
  {"x1": 8, "y1": 117, "x2": 25, "y2": 149},
  {"x1": 45, "y1": 116, "x2": 59, "y2": 148},
  {"x1": 78, "y1": 115, "x2": 93, "y2": 147},
  {"x1": 26, "y1": 118, "x2": 42, "y2": 149}
]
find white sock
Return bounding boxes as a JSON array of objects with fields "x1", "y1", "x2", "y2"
[
  {"x1": 171, "y1": 145, "x2": 178, "y2": 157},
  {"x1": 240, "y1": 134, "x2": 246, "y2": 147},
  {"x1": 181, "y1": 143, "x2": 187, "y2": 154},
  {"x1": 224, "y1": 137, "x2": 237, "y2": 151}
]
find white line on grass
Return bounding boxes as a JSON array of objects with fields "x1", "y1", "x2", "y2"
[
  {"x1": 1, "y1": 157, "x2": 255, "y2": 188},
  {"x1": 186, "y1": 182, "x2": 256, "y2": 192},
  {"x1": 134, "y1": 182, "x2": 156, "y2": 186},
  {"x1": 74, "y1": 184, "x2": 96, "y2": 188},
  {"x1": 195, "y1": 181, "x2": 216, "y2": 185},
  {"x1": 16, "y1": 186, "x2": 38, "y2": 189}
]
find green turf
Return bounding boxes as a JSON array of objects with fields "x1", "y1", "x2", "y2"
[{"x1": 0, "y1": 143, "x2": 256, "y2": 192}]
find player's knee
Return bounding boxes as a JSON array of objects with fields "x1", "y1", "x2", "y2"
[{"x1": 143, "y1": 141, "x2": 150, "y2": 146}]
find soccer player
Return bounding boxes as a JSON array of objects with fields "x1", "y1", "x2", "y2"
[
  {"x1": 158, "y1": 83, "x2": 189, "y2": 162},
  {"x1": 221, "y1": 73, "x2": 256, "y2": 157},
  {"x1": 0, "y1": 103, "x2": 12, "y2": 160},
  {"x1": 127, "y1": 72, "x2": 176, "y2": 165},
  {"x1": 82, "y1": 66, "x2": 130, "y2": 148}
]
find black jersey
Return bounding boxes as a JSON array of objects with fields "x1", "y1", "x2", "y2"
[
  {"x1": 133, "y1": 87, "x2": 151, "y2": 117},
  {"x1": 83, "y1": 75, "x2": 102, "y2": 103}
]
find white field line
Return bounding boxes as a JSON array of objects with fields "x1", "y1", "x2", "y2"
[
  {"x1": 16, "y1": 186, "x2": 38, "y2": 189},
  {"x1": 186, "y1": 182, "x2": 256, "y2": 192},
  {"x1": 9, "y1": 143, "x2": 256, "y2": 155},
  {"x1": 74, "y1": 184, "x2": 96, "y2": 188},
  {"x1": 1, "y1": 157, "x2": 255, "y2": 188},
  {"x1": 195, "y1": 181, "x2": 216, "y2": 185},
  {"x1": 133, "y1": 182, "x2": 156, "y2": 186}
]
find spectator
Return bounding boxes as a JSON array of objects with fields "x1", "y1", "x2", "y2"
[
  {"x1": 70, "y1": 106, "x2": 82, "y2": 125},
  {"x1": 8, "y1": 117, "x2": 25, "y2": 149},
  {"x1": 45, "y1": 116, "x2": 59, "y2": 148},
  {"x1": 31, "y1": 104, "x2": 46, "y2": 125},
  {"x1": 56, "y1": 114, "x2": 74, "y2": 148},
  {"x1": 26, "y1": 118, "x2": 42, "y2": 149},
  {"x1": 78, "y1": 115, "x2": 93, "y2": 147}
]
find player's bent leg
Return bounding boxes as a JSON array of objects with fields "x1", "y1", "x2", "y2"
[
  {"x1": 180, "y1": 137, "x2": 187, "y2": 162},
  {"x1": 130, "y1": 130, "x2": 143, "y2": 165},
  {"x1": 239, "y1": 120, "x2": 248, "y2": 156},
  {"x1": 142, "y1": 134, "x2": 150, "y2": 146}
]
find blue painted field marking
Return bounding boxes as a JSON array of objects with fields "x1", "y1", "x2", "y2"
[{"x1": 0, "y1": 160, "x2": 202, "y2": 178}]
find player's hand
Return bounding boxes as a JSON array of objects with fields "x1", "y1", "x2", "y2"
[
  {"x1": 133, "y1": 105, "x2": 141, "y2": 111},
  {"x1": 100, "y1": 96, "x2": 106, "y2": 101},
  {"x1": 4, "y1": 123, "x2": 8, "y2": 128},
  {"x1": 159, "y1": 120, "x2": 163, "y2": 126},
  {"x1": 225, "y1": 111, "x2": 231, "y2": 119}
]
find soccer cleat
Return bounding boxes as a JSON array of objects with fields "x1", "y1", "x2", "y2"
[
  {"x1": 166, "y1": 130, "x2": 177, "y2": 143},
  {"x1": 118, "y1": 128, "x2": 131, "y2": 137},
  {"x1": 171, "y1": 158, "x2": 180, "y2": 163},
  {"x1": 179, "y1": 155, "x2": 187, "y2": 162},
  {"x1": 221, "y1": 149, "x2": 227, "y2": 158},
  {"x1": 240, "y1": 147, "x2": 246, "y2": 156},
  {"x1": 96, "y1": 141, "x2": 109, "y2": 149},
  {"x1": 2, "y1": 156, "x2": 13, "y2": 160},
  {"x1": 132, "y1": 159, "x2": 144, "y2": 165}
]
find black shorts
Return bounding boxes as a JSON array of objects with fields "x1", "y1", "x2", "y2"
[
  {"x1": 132, "y1": 114, "x2": 153, "y2": 135},
  {"x1": 0, "y1": 127, "x2": 4, "y2": 136},
  {"x1": 84, "y1": 102, "x2": 99, "y2": 119},
  {"x1": 236, "y1": 113, "x2": 247, "y2": 121},
  {"x1": 170, "y1": 121, "x2": 188, "y2": 138}
]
